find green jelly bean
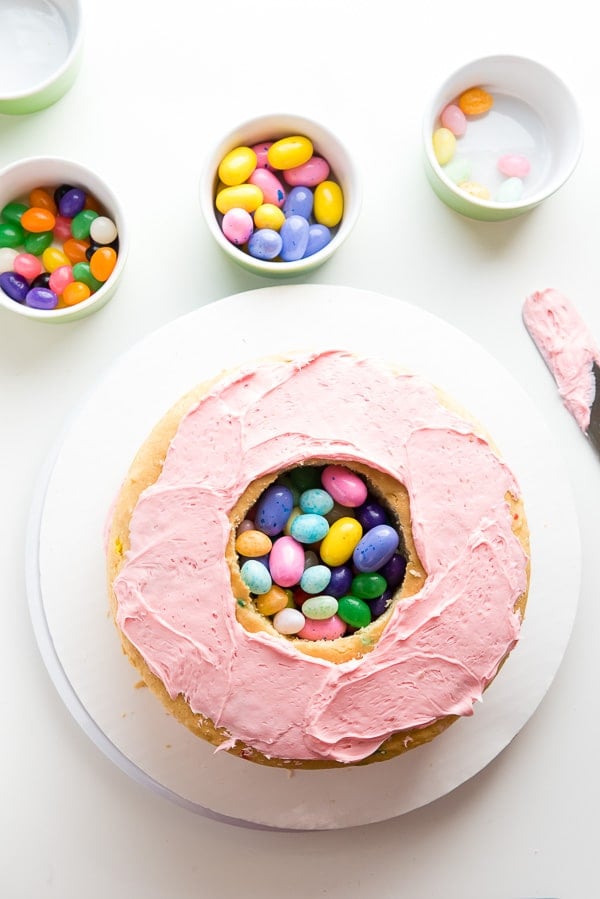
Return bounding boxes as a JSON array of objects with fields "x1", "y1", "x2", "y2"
[
  {"x1": 1, "y1": 202, "x2": 28, "y2": 226},
  {"x1": 302, "y1": 594, "x2": 338, "y2": 620},
  {"x1": 337, "y1": 594, "x2": 372, "y2": 629},
  {"x1": 24, "y1": 230, "x2": 53, "y2": 256},
  {"x1": 351, "y1": 572, "x2": 387, "y2": 600},
  {"x1": 73, "y1": 261, "x2": 103, "y2": 293},
  {"x1": 289, "y1": 466, "x2": 322, "y2": 491},
  {"x1": 0, "y1": 222, "x2": 25, "y2": 249},
  {"x1": 70, "y1": 209, "x2": 98, "y2": 240}
]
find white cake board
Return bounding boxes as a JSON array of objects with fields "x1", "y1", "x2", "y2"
[{"x1": 26, "y1": 285, "x2": 581, "y2": 830}]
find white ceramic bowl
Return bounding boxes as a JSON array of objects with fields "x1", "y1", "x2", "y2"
[
  {"x1": 200, "y1": 113, "x2": 361, "y2": 277},
  {"x1": 0, "y1": 156, "x2": 127, "y2": 323},
  {"x1": 0, "y1": 0, "x2": 84, "y2": 115},
  {"x1": 423, "y1": 55, "x2": 583, "y2": 221}
]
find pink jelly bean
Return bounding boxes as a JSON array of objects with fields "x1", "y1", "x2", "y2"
[
  {"x1": 222, "y1": 208, "x2": 254, "y2": 245},
  {"x1": 269, "y1": 535, "x2": 305, "y2": 588},
  {"x1": 49, "y1": 264, "x2": 74, "y2": 295},
  {"x1": 251, "y1": 142, "x2": 274, "y2": 170},
  {"x1": 441, "y1": 104, "x2": 467, "y2": 137},
  {"x1": 13, "y1": 252, "x2": 42, "y2": 281},
  {"x1": 283, "y1": 156, "x2": 331, "y2": 187},
  {"x1": 321, "y1": 465, "x2": 368, "y2": 507},
  {"x1": 53, "y1": 215, "x2": 73, "y2": 241},
  {"x1": 248, "y1": 168, "x2": 286, "y2": 207},
  {"x1": 498, "y1": 154, "x2": 531, "y2": 178},
  {"x1": 297, "y1": 614, "x2": 347, "y2": 641}
]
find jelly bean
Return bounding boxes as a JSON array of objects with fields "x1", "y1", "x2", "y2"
[
  {"x1": 283, "y1": 506, "x2": 302, "y2": 536},
  {"x1": 0, "y1": 223, "x2": 25, "y2": 248},
  {"x1": 248, "y1": 168, "x2": 286, "y2": 207},
  {"x1": 59, "y1": 187, "x2": 86, "y2": 218},
  {"x1": 498, "y1": 154, "x2": 531, "y2": 178},
  {"x1": 280, "y1": 214, "x2": 309, "y2": 261},
  {"x1": 89, "y1": 215, "x2": 118, "y2": 245},
  {"x1": 86, "y1": 237, "x2": 119, "y2": 261},
  {"x1": 72, "y1": 261, "x2": 103, "y2": 293},
  {"x1": 31, "y1": 272, "x2": 51, "y2": 290},
  {"x1": 70, "y1": 209, "x2": 98, "y2": 240},
  {"x1": 90, "y1": 246, "x2": 117, "y2": 282},
  {"x1": 356, "y1": 500, "x2": 387, "y2": 531},
  {"x1": 368, "y1": 589, "x2": 393, "y2": 619},
  {"x1": 283, "y1": 185, "x2": 313, "y2": 220},
  {"x1": 0, "y1": 247, "x2": 18, "y2": 273},
  {"x1": 1, "y1": 202, "x2": 27, "y2": 225},
  {"x1": 321, "y1": 465, "x2": 368, "y2": 507},
  {"x1": 235, "y1": 528, "x2": 272, "y2": 558},
  {"x1": 337, "y1": 594, "x2": 372, "y2": 629},
  {"x1": 251, "y1": 142, "x2": 274, "y2": 170},
  {"x1": 273, "y1": 607, "x2": 305, "y2": 635},
  {"x1": 351, "y1": 572, "x2": 387, "y2": 600},
  {"x1": 300, "y1": 565, "x2": 332, "y2": 595},
  {"x1": 303, "y1": 550, "x2": 320, "y2": 570},
  {"x1": 304, "y1": 223, "x2": 331, "y2": 258},
  {"x1": 325, "y1": 500, "x2": 352, "y2": 524},
  {"x1": 29, "y1": 188, "x2": 57, "y2": 214},
  {"x1": 25, "y1": 286, "x2": 58, "y2": 310},
  {"x1": 14, "y1": 253, "x2": 42, "y2": 281},
  {"x1": 247, "y1": 228, "x2": 282, "y2": 260},
  {"x1": 283, "y1": 156, "x2": 330, "y2": 187},
  {"x1": 255, "y1": 584, "x2": 289, "y2": 616},
  {"x1": 54, "y1": 183, "x2": 74, "y2": 205},
  {"x1": 313, "y1": 180, "x2": 343, "y2": 228},
  {"x1": 0, "y1": 271, "x2": 29, "y2": 302},
  {"x1": 269, "y1": 535, "x2": 305, "y2": 587},
  {"x1": 49, "y1": 265, "x2": 74, "y2": 295},
  {"x1": 299, "y1": 488, "x2": 334, "y2": 516},
  {"x1": 443, "y1": 156, "x2": 472, "y2": 184},
  {"x1": 254, "y1": 203, "x2": 286, "y2": 231},
  {"x1": 42, "y1": 246, "x2": 70, "y2": 272},
  {"x1": 380, "y1": 553, "x2": 407, "y2": 589},
  {"x1": 289, "y1": 466, "x2": 321, "y2": 490},
  {"x1": 237, "y1": 518, "x2": 255, "y2": 535},
  {"x1": 255, "y1": 484, "x2": 294, "y2": 536},
  {"x1": 240, "y1": 558, "x2": 272, "y2": 594},
  {"x1": 440, "y1": 103, "x2": 467, "y2": 137},
  {"x1": 459, "y1": 181, "x2": 490, "y2": 200},
  {"x1": 326, "y1": 563, "x2": 354, "y2": 598},
  {"x1": 353, "y1": 524, "x2": 399, "y2": 573},
  {"x1": 290, "y1": 512, "x2": 329, "y2": 544},
  {"x1": 222, "y1": 207, "x2": 254, "y2": 245},
  {"x1": 432, "y1": 127, "x2": 456, "y2": 165},
  {"x1": 216, "y1": 183, "x2": 264, "y2": 215},
  {"x1": 63, "y1": 238, "x2": 90, "y2": 264},
  {"x1": 297, "y1": 613, "x2": 346, "y2": 640},
  {"x1": 319, "y1": 517, "x2": 363, "y2": 566},
  {"x1": 24, "y1": 230, "x2": 53, "y2": 256},
  {"x1": 458, "y1": 86, "x2": 493, "y2": 115},
  {"x1": 293, "y1": 587, "x2": 311, "y2": 608},
  {"x1": 302, "y1": 594, "x2": 338, "y2": 620},
  {"x1": 267, "y1": 135, "x2": 313, "y2": 170},
  {"x1": 495, "y1": 177, "x2": 524, "y2": 203},
  {"x1": 62, "y1": 281, "x2": 91, "y2": 306},
  {"x1": 21, "y1": 207, "x2": 56, "y2": 233},
  {"x1": 218, "y1": 146, "x2": 258, "y2": 186},
  {"x1": 53, "y1": 215, "x2": 74, "y2": 241}
]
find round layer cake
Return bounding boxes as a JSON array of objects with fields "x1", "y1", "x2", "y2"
[{"x1": 106, "y1": 350, "x2": 530, "y2": 768}]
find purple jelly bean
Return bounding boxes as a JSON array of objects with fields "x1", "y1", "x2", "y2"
[
  {"x1": 279, "y1": 214, "x2": 309, "y2": 261},
  {"x1": 248, "y1": 228, "x2": 282, "y2": 261},
  {"x1": 356, "y1": 500, "x2": 388, "y2": 532},
  {"x1": 380, "y1": 553, "x2": 407, "y2": 589},
  {"x1": 25, "y1": 287, "x2": 58, "y2": 310},
  {"x1": 0, "y1": 271, "x2": 29, "y2": 302},
  {"x1": 327, "y1": 564, "x2": 353, "y2": 598},
  {"x1": 254, "y1": 485, "x2": 294, "y2": 536},
  {"x1": 369, "y1": 588, "x2": 394, "y2": 618},
  {"x1": 353, "y1": 524, "x2": 400, "y2": 573},
  {"x1": 303, "y1": 223, "x2": 331, "y2": 258},
  {"x1": 283, "y1": 185, "x2": 313, "y2": 219},
  {"x1": 59, "y1": 187, "x2": 86, "y2": 218}
]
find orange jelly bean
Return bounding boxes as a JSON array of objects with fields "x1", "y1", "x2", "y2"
[
  {"x1": 63, "y1": 237, "x2": 90, "y2": 264},
  {"x1": 458, "y1": 86, "x2": 494, "y2": 116},
  {"x1": 62, "y1": 280, "x2": 91, "y2": 306},
  {"x1": 21, "y1": 206, "x2": 56, "y2": 233},
  {"x1": 29, "y1": 188, "x2": 57, "y2": 215},
  {"x1": 89, "y1": 246, "x2": 117, "y2": 282}
]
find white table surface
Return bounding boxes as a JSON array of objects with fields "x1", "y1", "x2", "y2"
[{"x1": 2, "y1": 1, "x2": 599, "y2": 896}]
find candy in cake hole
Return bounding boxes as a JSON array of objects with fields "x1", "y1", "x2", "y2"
[{"x1": 234, "y1": 463, "x2": 408, "y2": 641}]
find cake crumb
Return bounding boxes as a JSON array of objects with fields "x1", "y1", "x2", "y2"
[{"x1": 134, "y1": 680, "x2": 147, "y2": 690}]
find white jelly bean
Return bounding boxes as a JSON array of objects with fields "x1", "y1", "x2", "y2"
[
  {"x1": 302, "y1": 594, "x2": 338, "y2": 620},
  {"x1": 496, "y1": 177, "x2": 524, "y2": 203},
  {"x1": 89, "y1": 215, "x2": 118, "y2": 245},
  {"x1": 273, "y1": 607, "x2": 306, "y2": 635},
  {"x1": 0, "y1": 247, "x2": 18, "y2": 274}
]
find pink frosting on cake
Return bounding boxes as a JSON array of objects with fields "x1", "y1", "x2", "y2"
[
  {"x1": 523, "y1": 288, "x2": 600, "y2": 431},
  {"x1": 112, "y1": 350, "x2": 528, "y2": 764}
]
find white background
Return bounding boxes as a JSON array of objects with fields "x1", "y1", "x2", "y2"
[{"x1": 1, "y1": 0, "x2": 599, "y2": 896}]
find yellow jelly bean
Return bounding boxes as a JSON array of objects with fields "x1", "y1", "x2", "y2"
[
  {"x1": 218, "y1": 146, "x2": 258, "y2": 186},
  {"x1": 459, "y1": 181, "x2": 491, "y2": 200},
  {"x1": 432, "y1": 127, "x2": 456, "y2": 165},
  {"x1": 235, "y1": 528, "x2": 272, "y2": 558},
  {"x1": 256, "y1": 585, "x2": 290, "y2": 617},
  {"x1": 314, "y1": 180, "x2": 344, "y2": 228},
  {"x1": 254, "y1": 203, "x2": 286, "y2": 231},
  {"x1": 42, "y1": 246, "x2": 70, "y2": 272},
  {"x1": 284, "y1": 506, "x2": 302, "y2": 536},
  {"x1": 319, "y1": 517, "x2": 363, "y2": 567},
  {"x1": 267, "y1": 135, "x2": 313, "y2": 171},
  {"x1": 215, "y1": 183, "x2": 264, "y2": 214},
  {"x1": 458, "y1": 86, "x2": 494, "y2": 116}
]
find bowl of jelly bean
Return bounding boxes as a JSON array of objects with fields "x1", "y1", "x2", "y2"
[
  {"x1": 0, "y1": 0, "x2": 84, "y2": 115},
  {"x1": 0, "y1": 156, "x2": 127, "y2": 323},
  {"x1": 200, "y1": 113, "x2": 361, "y2": 276},
  {"x1": 423, "y1": 55, "x2": 583, "y2": 221}
]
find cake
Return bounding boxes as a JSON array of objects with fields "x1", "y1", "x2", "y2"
[{"x1": 106, "y1": 350, "x2": 530, "y2": 768}]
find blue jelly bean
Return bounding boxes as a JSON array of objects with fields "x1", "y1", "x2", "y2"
[
  {"x1": 327, "y1": 564, "x2": 353, "y2": 598},
  {"x1": 280, "y1": 214, "x2": 309, "y2": 261},
  {"x1": 353, "y1": 524, "x2": 400, "y2": 573},
  {"x1": 380, "y1": 552, "x2": 407, "y2": 589},
  {"x1": 299, "y1": 488, "x2": 334, "y2": 516},
  {"x1": 303, "y1": 223, "x2": 331, "y2": 258},
  {"x1": 59, "y1": 187, "x2": 86, "y2": 218},
  {"x1": 254, "y1": 484, "x2": 294, "y2": 536},
  {"x1": 240, "y1": 559, "x2": 272, "y2": 594},
  {"x1": 283, "y1": 185, "x2": 313, "y2": 219},
  {"x1": 369, "y1": 588, "x2": 394, "y2": 618},
  {"x1": 300, "y1": 564, "x2": 332, "y2": 594},
  {"x1": 356, "y1": 500, "x2": 388, "y2": 532},
  {"x1": 0, "y1": 271, "x2": 29, "y2": 302},
  {"x1": 25, "y1": 286, "x2": 58, "y2": 310},
  {"x1": 290, "y1": 512, "x2": 330, "y2": 544},
  {"x1": 248, "y1": 228, "x2": 282, "y2": 260}
]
